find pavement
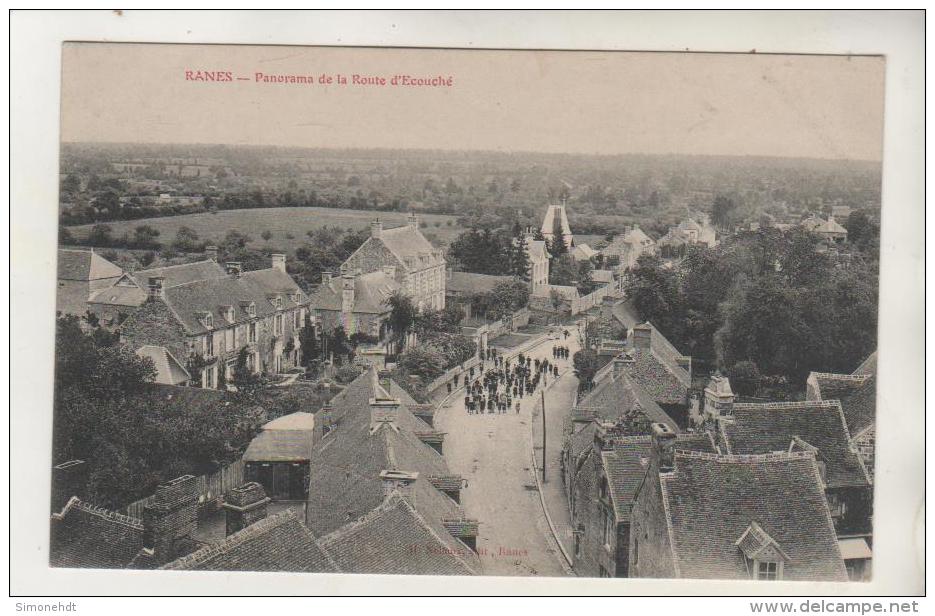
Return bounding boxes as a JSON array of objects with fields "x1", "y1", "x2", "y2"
[{"x1": 435, "y1": 329, "x2": 580, "y2": 577}]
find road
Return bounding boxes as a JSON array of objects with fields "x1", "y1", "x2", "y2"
[{"x1": 435, "y1": 328, "x2": 580, "y2": 577}]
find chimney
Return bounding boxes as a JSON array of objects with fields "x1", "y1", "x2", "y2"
[
  {"x1": 205, "y1": 245, "x2": 218, "y2": 262},
  {"x1": 223, "y1": 482, "x2": 270, "y2": 536},
  {"x1": 377, "y1": 369, "x2": 393, "y2": 393},
  {"x1": 51, "y1": 459, "x2": 88, "y2": 513},
  {"x1": 380, "y1": 470, "x2": 419, "y2": 501},
  {"x1": 225, "y1": 261, "x2": 242, "y2": 279},
  {"x1": 650, "y1": 423, "x2": 677, "y2": 473},
  {"x1": 370, "y1": 397, "x2": 400, "y2": 433},
  {"x1": 593, "y1": 422, "x2": 625, "y2": 452},
  {"x1": 633, "y1": 322, "x2": 652, "y2": 350},
  {"x1": 142, "y1": 475, "x2": 199, "y2": 565},
  {"x1": 613, "y1": 352, "x2": 635, "y2": 379},
  {"x1": 271, "y1": 253, "x2": 286, "y2": 273},
  {"x1": 371, "y1": 218, "x2": 383, "y2": 239},
  {"x1": 407, "y1": 212, "x2": 419, "y2": 229},
  {"x1": 322, "y1": 271, "x2": 333, "y2": 285},
  {"x1": 704, "y1": 372, "x2": 735, "y2": 419},
  {"x1": 341, "y1": 274, "x2": 356, "y2": 314},
  {"x1": 147, "y1": 276, "x2": 166, "y2": 301}
]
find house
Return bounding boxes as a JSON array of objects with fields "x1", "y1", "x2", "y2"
[
  {"x1": 619, "y1": 323, "x2": 693, "y2": 422},
  {"x1": 88, "y1": 250, "x2": 228, "y2": 326},
  {"x1": 716, "y1": 399, "x2": 873, "y2": 536},
  {"x1": 540, "y1": 202, "x2": 574, "y2": 249},
  {"x1": 444, "y1": 270, "x2": 513, "y2": 318},
  {"x1": 309, "y1": 269, "x2": 399, "y2": 340},
  {"x1": 243, "y1": 413, "x2": 317, "y2": 501},
  {"x1": 802, "y1": 215, "x2": 848, "y2": 243},
  {"x1": 304, "y1": 369, "x2": 480, "y2": 573},
  {"x1": 572, "y1": 243, "x2": 598, "y2": 262},
  {"x1": 602, "y1": 225, "x2": 656, "y2": 270},
  {"x1": 570, "y1": 423, "x2": 715, "y2": 578},
  {"x1": 806, "y1": 351, "x2": 877, "y2": 480},
  {"x1": 628, "y1": 424, "x2": 849, "y2": 582},
  {"x1": 119, "y1": 254, "x2": 309, "y2": 389},
  {"x1": 657, "y1": 218, "x2": 718, "y2": 257},
  {"x1": 340, "y1": 216, "x2": 446, "y2": 312},
  {"x1": 56, "y1": 248, "x2": 124, "y2": 318},
  {"x1": 162, "y1": 483, "x2": 340, "y2": 573}
]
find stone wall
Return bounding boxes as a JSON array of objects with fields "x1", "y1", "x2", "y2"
[{"x1": 628, "y1": 467, "x2": 678, "y2": 579}]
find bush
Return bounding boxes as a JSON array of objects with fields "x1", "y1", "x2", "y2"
[
  {"x1": 728, "y1": 360, "x2": 761, "y2": 398},
  {"x1": 334, "y1": 364, "x2": 364, "y2": 385}
]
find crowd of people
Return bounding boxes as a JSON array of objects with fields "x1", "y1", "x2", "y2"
[{"x1": 462, "y1": 346, "x2": 568, "y2": 415}]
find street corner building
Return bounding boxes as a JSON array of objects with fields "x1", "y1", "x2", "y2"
[{"x1": 628, "y1": 424, "x2": 851, "y2": 582}]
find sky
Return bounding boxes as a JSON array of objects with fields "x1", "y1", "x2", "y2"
[{"x1": 61, "y1": 43, "x2": 886, "y2": 161}]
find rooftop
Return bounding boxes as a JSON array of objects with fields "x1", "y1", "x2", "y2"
[{"x1": 657, "y1": 451, "x2": 848, "y2": 581}]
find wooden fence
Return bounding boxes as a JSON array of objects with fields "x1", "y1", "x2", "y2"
[{"x1": 124, "y1": 459, "x2": 245, "y2": 519}]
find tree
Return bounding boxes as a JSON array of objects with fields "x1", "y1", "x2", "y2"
[
  {"x1": 172, "y1": 225, "x2": 202, "y2": 252},
  {"x1": 261, "y1": 229, "x2": 273, "y2": 244},
  {"x1": 547, "y1": 213, "x2": 569, "y2": 259},
  {"x1": 132, "y1": 225, "x2": 161, "y2": 250},
  {"x1": 88, "y1": 223, "x2": 114, "y2": 247},
  {"x1": 549, "y1": 254, "x2": 578, "y2": 287},
  {"x1": 729, "y1": 360, "x2": 761, "y2": 398},
  {"x1": 711, "y1": 195, "x2": 737, "y2": 228},
  {"x1": 624, "y1": 254, "x2": 683, "y2": 339},
  {"x1": 399, "y1": 345, "x2": 447, "y2": 379},
  {"x1": 231, "y1": 347, "x2": 268, "y2": 397},
  {"x1": 486, "y1": 279, "x2": 531, "y2": 320},
  {"x1": 573, "y1": 348, "x2": 600, "y2": 392},
  {"x1": 386, "y1": 291, "x2": 419, "y2": 350},
  {"x1": 61, "y1": 173, "x2": 81, "y2": 195},
  {"x1": 509, "y1": 226, "x2": 531, "y2": 281}
]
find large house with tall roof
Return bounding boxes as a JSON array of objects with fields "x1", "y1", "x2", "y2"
[
  {"x1": 119, "y1": 253, "x2": 309, "y2": 388},
  {"x1": 602, "y1": 225, "x2": 657, "y2": 270},
  {"x1": 309, "y1": 269, "x2": 399, "y2": 339},
  {"x1": 628, "y1": 424, "x2": 849, "y2": 582},
  {"x1": 339, "y1": 215, "x2": 446, "y2": 312}
]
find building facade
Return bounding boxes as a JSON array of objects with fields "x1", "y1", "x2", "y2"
[
  {"x1": 341, "y1": 215, "x2": 446, "y2": 312},
  {"x1": 119, "y1": 255, "x2": 310, "y2": 389}
]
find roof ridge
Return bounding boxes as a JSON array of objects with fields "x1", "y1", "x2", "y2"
[
  {"x1": 674, "y1": 450, "x2": 817, "y2": 463},
  {"x1": 160, "y1": 509, "x2": 300, "y2": 570},
  {"x1": 732, "y1": 400, "x2": 843, "y2": 411},
  {"x1": 397, "y1": 493, "x2": 478, "y2": 573},
  {"x1": 318, "y1": 492, "x2": 404, "y2": 546},
  {"x1": 56, "y1": 497, "x2": 144, "y2": 530},
  {"x1": 136, "y1": 259, "x2": 217, "y2": 274}
]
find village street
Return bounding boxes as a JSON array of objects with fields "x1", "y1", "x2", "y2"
[{"x1": 435, "y1": 328, "x2": 581, "y2": 577}]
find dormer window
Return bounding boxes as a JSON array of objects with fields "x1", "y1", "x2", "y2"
[
  {"x1": 197, "y1": 311, "x2": 214, "y2": 329},
  {"x1": 240, "y1": 301, "x2": 256, "y2": 318},
  {"x1": 736, "y1": 522, "x2": 788, "y2": 581},
  {"x1": 268, "y1": 294, "x2": 283, "y2": 310},
  {"x1": 220, "y1": 305, "x2": 235, "y2": 324}
]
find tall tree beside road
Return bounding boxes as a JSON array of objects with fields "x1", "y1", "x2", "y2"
[
  {"x1": 572, "y1": 348, "x2": 600, "y2": 393},
  {"x1": 386, "y1": 291, "x2": 419, "y2": 352}
]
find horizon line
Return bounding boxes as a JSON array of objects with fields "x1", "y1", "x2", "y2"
[{"x1": 60, "y1": 140, "x2": 883, "y2": 166}]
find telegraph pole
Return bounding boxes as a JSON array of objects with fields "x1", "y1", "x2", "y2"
[{"x1": 541, "y1": 389, "x2": 547, "y2": 482}]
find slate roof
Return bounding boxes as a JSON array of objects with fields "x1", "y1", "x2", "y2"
[
  {"x1": 131, "y1": 260, "x2": 227, "y2": 289},
  {"x1": 853, "y1": 351, "x2": 877, "y2": 376},
  {"x1": 161, "y1": 509, "x2": 339, "y2": 572},
  {"x1": 603, "y1": 226, "x2": 655, "y2": 256},
  {"x1": 135, "y1": 345, "x2": 191, "y2": 385},
  {"x1": 657, "y1": 451, "x2": 848, "y2": 581},
  {"x1": 309, "y1": 271, "x2": 399, "y2": 314},
  {"x1": 320, "y1": 491, "x2": 479, "y2": 575},
  {"x1": 722, "y1": 401, "x2": 871, "y2": 489},
  {"x1": 305, "y1": 370, "x2": 452, "y2": 537},
  {"x1": 160, "y1": 267, "x2": 307, "y2": 335},
  {"x1": 50, "y1": 497, "x2": 145, "y2": 569},
  {"x1": 263, "y1": 412, "x2": 316, "y2": 431},
  {"x1": 601, "y1": 433, "x2": 715, "y2": 519},
  {"x1": 373, "y1": 224, "x2": 444, "y2": 272},
  {"x1": 57, "y1": 249, "x2": 124, "y2": 281},
  {"x1": 610, "y1": 298, "x2": 641, "y2": 330},
  {"x1": 446, "y1": 271, "x2": 512, "y2": 295},
  {"x1": 572, "y1": 243, "x2": 598, "y2": 260},
  {"x1": 534, "y1": 284, "x2": 579, "y2": 300},
  {"x1": 88, "y1": 283, "x2": 147, "y2": 308},
  {"x1": 575, "y1": 371, "x2": 678, "y2": 431},
  {"x1": 810, "y1": 373, "x2": 876, "y2": 438}
]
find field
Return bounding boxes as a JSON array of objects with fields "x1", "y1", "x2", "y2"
[{"x1": 66, "y1": 207, "x2": 465, "y2": 253}]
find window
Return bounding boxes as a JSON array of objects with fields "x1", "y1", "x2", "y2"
[
  {"x1": 204, "y1": 334, "x2": 214, "y2": 356},
  {"x1": 755, "y1": 561, "x2": 781, "y2": 581},
  {"x1": 599, "y1": 477, "x2": 608, "y2": 500},
  {"x1": 249, "y1": 322, "x2": 257, "y2": 343},
  {"x1": 601, "y1": 508, "x2": 614, "y2": 549}
]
